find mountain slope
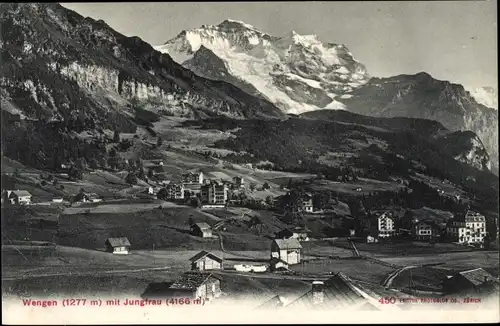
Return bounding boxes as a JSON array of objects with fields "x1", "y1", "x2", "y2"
[
  {"x1": 338, "y1": 73, "x2": 499, "y2": 171},
  {"x1": 0, "y1": 3, "x2": 285, "y2": 126},
  {"x1": 302, "y1": 110, "x2": 491, "y2": 171},
  {"x1": 469, "y1": 86, "x2": 498, "y2": 110},
  {"x1": 155, "y1": 20, "x2": 369, "y2": 114},
  {"x1": 181, "y1": 113, "x2": 498, "y2": 214}
]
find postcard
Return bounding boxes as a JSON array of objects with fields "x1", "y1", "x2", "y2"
[{"x1": 1, "y1": 1, "x2": 498, "y2": 324}]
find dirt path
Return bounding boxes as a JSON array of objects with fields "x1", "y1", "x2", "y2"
[{"x1": 381, "y1": 265, "x2": 417, "y2": 288}]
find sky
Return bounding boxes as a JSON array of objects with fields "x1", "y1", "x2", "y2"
[{"x1": 62, "y1": 1, "x2": 497, "y2": 90}]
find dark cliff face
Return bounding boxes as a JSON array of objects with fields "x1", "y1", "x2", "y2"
[
  {"x1": 339, "y1": 72, "x2": 499, "y2": 169},
  {"x1": 0, "y1": 3, "x2": 285, "y2": 127},
  {"x1": 301, "y1": 109, "x2": 491, "y2": 172}
]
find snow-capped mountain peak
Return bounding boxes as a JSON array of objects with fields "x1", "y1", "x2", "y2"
[
  {"x1": 286, "y1": 30, "x2": 319, "y2": 45},
  {"x1": 218, "y1": 19, "x2": 258, "y2": 31},
  {"x1": 155, "y1": 20, "x2": 369, "y2": 114}
]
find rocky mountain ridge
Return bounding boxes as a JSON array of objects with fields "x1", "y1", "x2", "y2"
[
  {"x1": 0, "y1": 3, "x2": 285, "y2": 130},
  {"x1": 339, "y1": 73, "x2": 498, "y2": 171}
]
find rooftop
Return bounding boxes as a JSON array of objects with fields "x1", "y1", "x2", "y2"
[
  {"x1": 189, "y1": 250, "x2": 223, "y2": 263},
  {"x1": 9, "y1": 190, "x2": 32, "y2": 197},
  {"x1": 465, "y1": 210, "x2": 486, "y2": 222},
  {"x1": 458, "y1": 268, "x2": 496, "y2": 286},
  {"x1": 193, "y1": 222, "x2": 211, "y2": 230},
  {"x1": 415, "y1": 220, "x2": 441, "y2": 228},
  {"x1": 273, "y1": 238, "x2": 302, "y2": 249},
  {"x1": 169, "y1": 271, "x2": 218, "y2": 290},
  {"x1": 286, "y1": 273, "x2": 371, "y2": 310},
  {"x1": 105, "y1": 237, "x2": 131, "y2": 247}
]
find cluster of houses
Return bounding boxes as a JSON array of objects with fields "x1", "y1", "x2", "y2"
[
  {"x1": 134, "y1": 236, "x2": 499, "y2": 308},
  {"x1": 1, "y1": 188, "x2": 103, "y2": 206},
  {"x1": 148, "y1": 170, "x2": 247, "y2": 208},
  {"x1": 359, "y1": 209, "x2": 489, "y2": 246}
]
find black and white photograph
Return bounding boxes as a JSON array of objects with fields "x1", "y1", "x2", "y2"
[{"x1": 1, "y1": 1, "x2": 498, "y2": 324}]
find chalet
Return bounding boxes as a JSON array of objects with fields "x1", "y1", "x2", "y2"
[
  {"x1": 6, "y1": 190, "x2": 32, "y2": 205},
  {"x1": 442, "y1": 268, "x2": 499, "y2": 295},
  {"x1": 146, "y1": 186, "x2": 161, "y2": 196},
  {"x1": 232, "y1": 176, "x2": 245, "y2": 188},
  {"x1": 275, "y1": 227, "x2": 310, "y2": 241},
  {"x1": 191, "y1": 222, "x2": 213, "y2": 238},
  {"x1": 446, "y1": 219, "x2": 468, "y2": 243},
  {"x1": 285, "y1": 273, "x2": 377, "y2": 311},
  {"x1": 464, "y1": 210, "x2": 487, "y2": 245},
  {"x1": 412, "y1": 220, "x2": 440, "y2": 241},
  {"x1": 168, "y1": 271, "x2": 222, "y2": 302},
  {"x1": 269, "y1": 257, "x2": 289, "y2": 271},
  {"x1": 366, "y1": 211, "x2": 397, "y2": 239},
  {"x1": 182, "y1": 171, "x2": 204, "y2": 184},
  {"x1": 105, "y1": 237, "x2": 131, "y2": 255},
  {"x1": 271, "y1": 238, "x2": 302, "y2": 265},
  {"x1": 201, "y1": 182, "x2": 228, "y2": 205},
  {"x1": 299, "y1": 194, "x2": 314, "y2": 213},
  {"x1": 446, "y1": 210, "x2": 487, "y2": 245},
  {"x1": 74, "y1": 192, "x2": 102, "y2": 203},
  {"x1": 165, "y1": 183, "x2": 185, "y2": 200},
  {"x1": 189, "y1": 250, "x2": 223, "y2": 271}
]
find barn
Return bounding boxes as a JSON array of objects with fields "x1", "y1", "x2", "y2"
[
  {"x1": 190, "y1": 222, "x2": 213, "y2": 238},
  {"x1": 442, "y1": 268, "x2": 499, "y2": 295},
  {"x1": 105, "y1": 237, "x2": 131, "y2": 255},
  {"x1": 189, "y1": 250, "x2": 223, "y2": 271},
  {"x1": 168, "y1": 271, "x2": 222, "y2": 302},
  {"x1": 6, "y1": 190, "x2": 32, "y2": 205},
  {"x1": 271, "y1": 238, "x2": 302, "y2": 265}
]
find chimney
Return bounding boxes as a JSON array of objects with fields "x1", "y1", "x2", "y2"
[{"x1": 312, "y1": 281, "x2": 324, "y2": 304}]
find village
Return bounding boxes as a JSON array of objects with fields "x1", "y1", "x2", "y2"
[{"x1": 2, "y1": 161, "x2": 499, "y2": 311}]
